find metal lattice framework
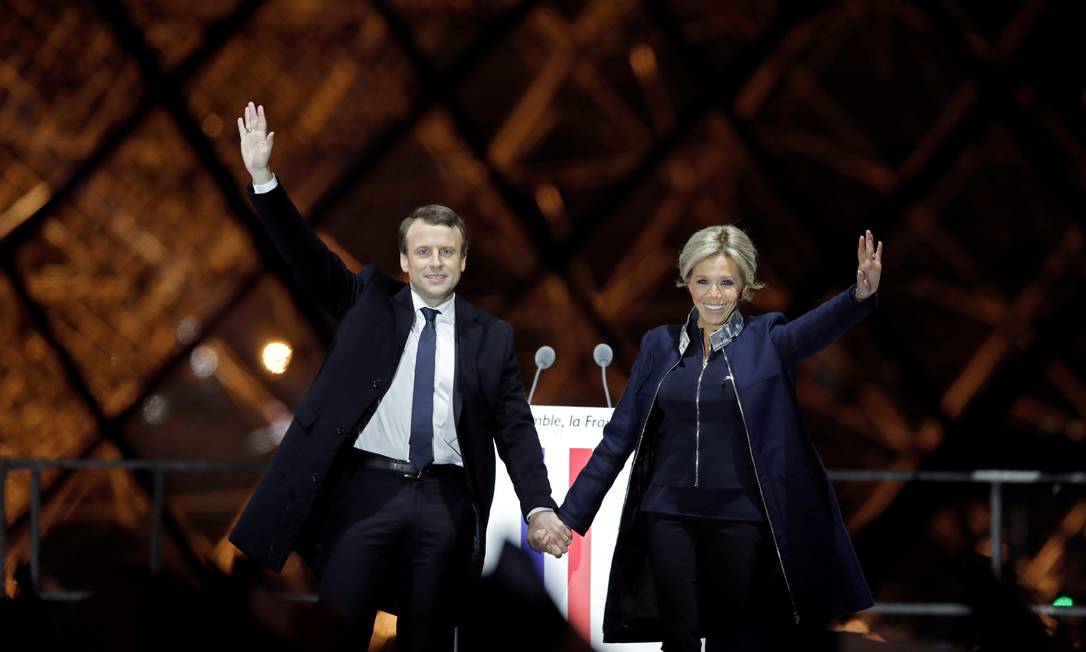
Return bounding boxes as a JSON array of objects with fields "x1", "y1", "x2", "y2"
[{"x1": 1, "y1": 0, "x2": 1084, "y2": 639}]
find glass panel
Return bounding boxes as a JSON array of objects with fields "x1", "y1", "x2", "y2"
[{"x1": 14, "y1": 110, "x2": 260, "y2": 416}]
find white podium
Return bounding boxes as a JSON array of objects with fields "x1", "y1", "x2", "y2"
[{"x1": 485, "y1": 405, "x2": 656, "y2": 651}]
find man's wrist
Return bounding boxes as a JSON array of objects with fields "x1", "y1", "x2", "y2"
[
  {"x1": 251, "y1": 173, "x2": 278, "y2": 194},
  {"x1": 526, "y1": 507, "x2": 554, "y2": 522},
  {"x1": 250, "y1": 168, "x2": 273, "y2": 186}
]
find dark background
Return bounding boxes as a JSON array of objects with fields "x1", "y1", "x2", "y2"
[{"x1": 1, "y1": 0, "x2": 1084, "y2": 646}]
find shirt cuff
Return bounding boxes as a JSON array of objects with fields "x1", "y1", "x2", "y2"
[
  {"x1": 526, "y1": 507, "x2": 554, "y2": 522},
  {"x1": 252, "y1": 174, "x2": 279, "y2": 194}
]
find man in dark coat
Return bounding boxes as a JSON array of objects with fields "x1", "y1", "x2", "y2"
[{"x1": 228, "y1": 102, "x2": 571, "y2": 651}]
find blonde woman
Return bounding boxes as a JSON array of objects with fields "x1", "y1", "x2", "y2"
[{"x1": 558, "y1": 226, "x2": 883, "y2": 650}]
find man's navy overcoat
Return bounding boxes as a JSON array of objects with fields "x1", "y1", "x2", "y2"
[{"x1": 229, "y1": 184, "x2": 556, "y2": 576}]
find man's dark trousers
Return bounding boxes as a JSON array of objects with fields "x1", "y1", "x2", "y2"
[
  {"x1": 228, "y1": 181, "x2": 559, "y2": 647},
  {"x1": 313, "y1": 449, "x2": 474, "y2": 652}
]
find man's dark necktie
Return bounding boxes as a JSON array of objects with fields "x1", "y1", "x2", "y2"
[{"x1": 409, "y1": 307, "x2": 439, "y2": 470}]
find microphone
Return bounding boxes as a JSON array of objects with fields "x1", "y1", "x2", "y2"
[
  {"x1": 528, "y1": 346, "x2": 556, "y2": 404},
  {"x1": 593, "y1": 343, "x2": 613, "y2": 408}
]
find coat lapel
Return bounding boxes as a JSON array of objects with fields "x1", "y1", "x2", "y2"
[
  {"x1": 391, "y1": 285, "x2": 415, "y2": 356},
  {"x1": 454, "y1": 296, "x2": 482, "y2": 426}
]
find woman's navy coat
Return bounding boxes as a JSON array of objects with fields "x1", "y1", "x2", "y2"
[{"x1": 560, "y1": 287, "x2": 877, "y2": 642}]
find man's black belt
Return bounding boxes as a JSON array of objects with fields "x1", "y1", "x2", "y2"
[{"x1": 352, "y1": 449, "x2": 464, "y2": 480}]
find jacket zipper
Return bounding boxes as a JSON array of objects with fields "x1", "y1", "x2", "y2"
[
  {"x1": 619, "y1": 357, "x2": 683, "y2": 512},
  {"x1": 722, "y1": 350, "x2": 800, "y2": 625},
  {"x1": 694, "y1": 350, "x2": 708, "y2": 488}
]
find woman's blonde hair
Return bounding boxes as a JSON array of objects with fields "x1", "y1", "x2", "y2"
[{"x1": 676, "y1": 224, "x2": 765, "y2": 301}]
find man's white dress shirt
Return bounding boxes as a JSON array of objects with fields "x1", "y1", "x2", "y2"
[
  {"x1": 254, "y1": 174, "x2": 551, "y2": 517},
  {"x1": 356, "y1": 291, "x2": 461, "y2": 465}
]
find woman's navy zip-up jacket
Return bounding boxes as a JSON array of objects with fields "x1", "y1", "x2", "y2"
[{"x1": 560, "y1": 286, "x2": 877, "y2": 642}]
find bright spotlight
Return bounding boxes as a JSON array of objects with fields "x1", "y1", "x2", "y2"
[
  {"x1": 190, "y1": 345, "x2": 218, "y2": 378},
  {"x1": 262, "y1": 341, "x2": 293, "y2": 375}
]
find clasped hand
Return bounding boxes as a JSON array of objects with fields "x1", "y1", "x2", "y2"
[{"x1": 527, "y1": 511, "x2": 573, "y2": 558}]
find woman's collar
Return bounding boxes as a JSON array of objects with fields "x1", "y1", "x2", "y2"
[{"x1": 678, "y1": 307, "x2": 745, "y2": 356}]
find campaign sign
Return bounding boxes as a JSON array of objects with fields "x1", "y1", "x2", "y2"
[{"x1": 485, "y1": 405, "x2": 656, "y2": 651}]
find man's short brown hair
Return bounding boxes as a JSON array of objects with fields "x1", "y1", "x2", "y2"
[{"x1": 398, "y1": 205, "x2": 469, "y2": 257}]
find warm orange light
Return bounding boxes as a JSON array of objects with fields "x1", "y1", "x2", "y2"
[
  {"x1": 262, "y1": 341, "x2": 293, "y2": 375},
  {"x1": 629, "y1": 43, "x2": 658, "y2": 77}
]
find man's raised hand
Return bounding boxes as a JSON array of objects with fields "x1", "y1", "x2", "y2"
[{"x1": 238, "y1": 101, "x2": 274, "y2": 185}]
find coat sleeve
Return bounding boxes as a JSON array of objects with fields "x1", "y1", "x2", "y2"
[
  {"x1": 768, "y1": 285, "x2": 877, "y2": 364},
  {"x1": 559, "y1": 331, "x2": 655, "y2": 535},
  {"x1": 490, "y1": 322, "x2": 558, "y2": 519},
  {"x1": 248, "y1": 181, "x2": 362, "y2": 318}
]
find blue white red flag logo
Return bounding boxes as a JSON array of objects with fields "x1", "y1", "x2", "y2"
[{"x1": 486, "y1": 406, "x2": 655, "y2": 651}]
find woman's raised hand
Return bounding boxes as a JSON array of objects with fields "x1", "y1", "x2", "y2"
[{"x1": 855, "y1": 229, "x2": 883, "y2": 300}]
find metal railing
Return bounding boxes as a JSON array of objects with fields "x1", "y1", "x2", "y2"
[
  {"x1": 2, "y1": 458, "x2": 1084, "y2": 617},
  {"x1": 0, "y1": 457, "x2": 264, "y2": 602},
  {"x1": 828, "y1": 468, "x2": 1086, "y2": 618}
]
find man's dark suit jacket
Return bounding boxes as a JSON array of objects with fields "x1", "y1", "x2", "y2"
[{"x1": 229, "y1": 182, "x2": 557, "y2": 577}]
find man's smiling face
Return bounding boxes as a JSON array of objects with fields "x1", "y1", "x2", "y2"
[{"x1": 399, "y1": 220, "x2": 467, "y2": 307}]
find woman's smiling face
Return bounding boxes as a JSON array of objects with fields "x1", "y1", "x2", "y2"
[{"x1": 686, "y1": 254, "x2": 743, "y2": 330}]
